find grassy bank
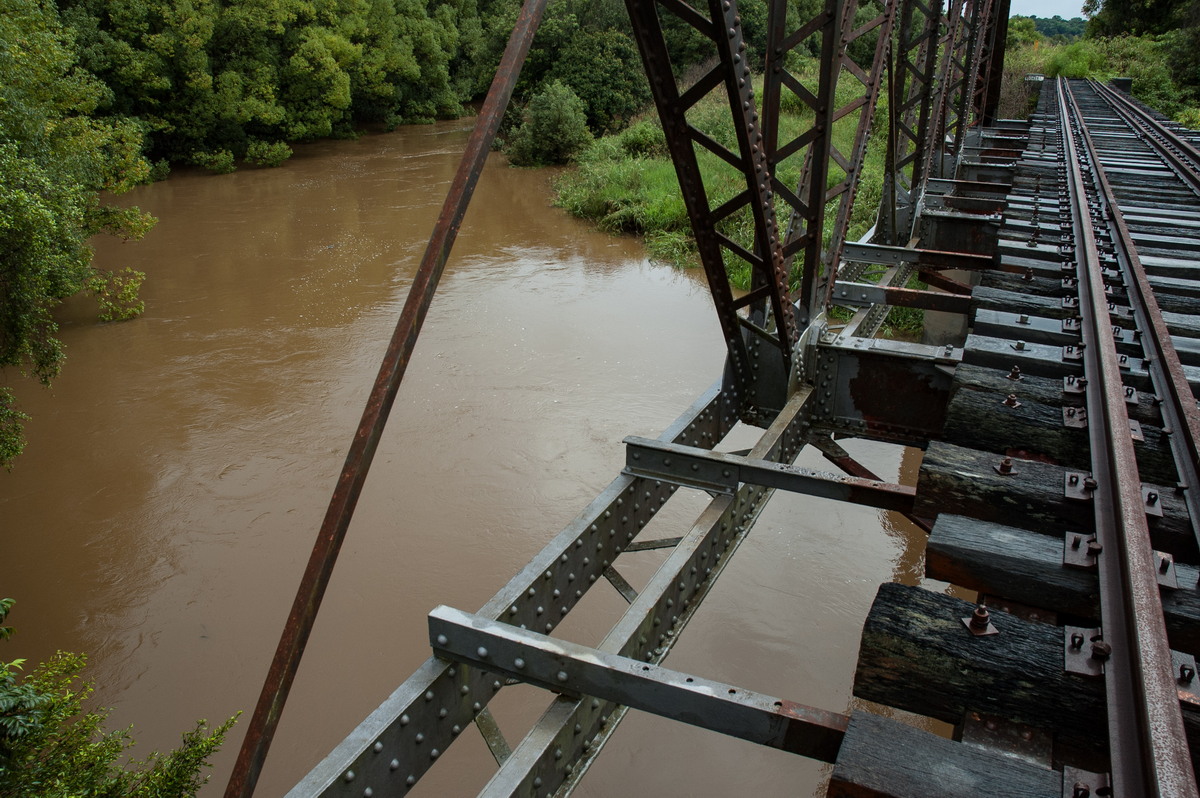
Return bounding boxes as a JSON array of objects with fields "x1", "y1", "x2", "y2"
[{"x1": 553, "y1": 59, "x2": 886, "y2": 294}]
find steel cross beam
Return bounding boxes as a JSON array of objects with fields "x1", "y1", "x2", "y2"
[
  {"x1": 622, "y1": 435, "x2": 919, "y2": 513},
  {"x1": 472, "y1": 388, "x2": 813, "y2": 797},
  {"x1": 427, "y1": 606, "x2": 849, "y2": 761},
  {"x1": 624, "y1": 0, "x2": 802, "y2": 424}
]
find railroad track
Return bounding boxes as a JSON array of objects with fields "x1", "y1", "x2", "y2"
[
  {"x1": 222, "y1": 4, "x2": 1200, "y2": 781},
  {"x1": 906, "y1": 77, "x2": 1200, "y2": 797}
]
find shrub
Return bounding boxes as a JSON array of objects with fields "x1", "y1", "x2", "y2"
[
  {"x1": 245, "y1": 140, "x2": 293, "y2": 168},
  {"x1": 507, "y1": 81, "x2": 593, "y2": 166},
  {"x1": 85, "y1": 267, "x2": 146, "y2": 322},
  {"x1": 616, "y1": 118, "x2": 667, "y2": 158},
  {"x1": 1043, "y1": 40, "x2": 1108, "y2": 78},
  {"x1": 0, "y1": 598, "x2": 237, "y2": 795},
  {"x1": 192, "y1": 149, "x2": 236, "y2": 174}
]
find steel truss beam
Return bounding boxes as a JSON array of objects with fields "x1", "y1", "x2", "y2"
[
  {"x1": 428, "y1": 606, "x2": 849, "y2": 760},
  {"x1": 976, "y1": 0, "x2": 1011, "y2": 125},
  {"x1": 623, "y1": 435, "x2": 919, "y2": 513},
  {"x1": 288, "y1": 383, "x2": 740, "y2": 797}
]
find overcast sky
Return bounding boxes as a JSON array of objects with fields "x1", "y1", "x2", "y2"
[{"x1": 1009, "y1": 0, "x2": 1085, "y2": 18}]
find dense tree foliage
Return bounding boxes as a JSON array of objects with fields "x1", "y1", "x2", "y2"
[
  {"x1": 1015, "y1": 14, "x2": 1086, "y2": 41},
  {"x1": 0, "y1": 600, "x2": 235, "y2": 795},
  {"x1": 58, "y1": 0, "x2": 501, "y2": 164},
  {"x1": 0, "y1": 0, "x2": 153, "y2": 468}
]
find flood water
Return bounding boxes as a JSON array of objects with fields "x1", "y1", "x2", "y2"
[{"x1": 1, "y1": 118, "x2": 937, "y2": 796}]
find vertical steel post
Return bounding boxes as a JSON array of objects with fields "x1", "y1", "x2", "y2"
[
  {"x1": 978, "y1": 0, "x2": 1011, "y2": 124},
  {"x1": 880, "y1": 0, "x2": 944, "y2": 244},
  {"x1": 761, "y1": 0, "x2": 846, "y2": 324}
]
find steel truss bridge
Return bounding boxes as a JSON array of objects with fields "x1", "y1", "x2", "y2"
[{"x1": 220, "y1": 0, "x2": 1200, "y2": 793}]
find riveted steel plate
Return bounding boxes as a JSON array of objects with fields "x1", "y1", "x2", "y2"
[
  {"x1": 1154, "y1": 550, "x2": 1179, "y2": 589},
  {"x1": 1143, "y1": 484, "x2": 1165, "y2": 518},
  {"x1": 1064, "y1": 471, "x2": 1094, "y2": 501},
  {"x1": 1063, "y1": 406, "x2": 1088, "y2": 428}
]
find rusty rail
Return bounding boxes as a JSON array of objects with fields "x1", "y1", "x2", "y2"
[{"x1": 1059, "y1": 76, "x2": 1199, "y2": 798}]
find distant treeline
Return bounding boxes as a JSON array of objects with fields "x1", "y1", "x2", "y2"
[{"x1": 1010, "y1": 14, "x2": 1086, "y2": 41}]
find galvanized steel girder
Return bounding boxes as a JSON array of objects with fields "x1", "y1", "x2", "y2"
[{"x1": 292, "y1": 385, "x2": 741, "y2": 796}]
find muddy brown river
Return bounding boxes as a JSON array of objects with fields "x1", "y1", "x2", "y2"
[{"x1": 1, "y1": 118, "x2": 938, "y2": 795}]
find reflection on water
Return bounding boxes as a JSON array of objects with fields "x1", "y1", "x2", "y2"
[{"x1": 2, "y1": 119, "x2": 938, "y2": 796}]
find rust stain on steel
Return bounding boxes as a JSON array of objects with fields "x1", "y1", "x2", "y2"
[
  {"x1": 222, "y1": 0, "x2": 550, "y2": 794},
  {"x1": 777, "y1": 699, "x2": 849, "y2": 763},
  {"x1": 846, "y1": 355, "x2": 950, "y2": 441}
]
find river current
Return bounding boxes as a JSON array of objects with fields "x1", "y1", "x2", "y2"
[{"x1": 1, "y1": 118, "x2": 931, "y2": 795}]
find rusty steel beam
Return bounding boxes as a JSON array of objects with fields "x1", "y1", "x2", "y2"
[
  {"x1": 958, "y1": 0, "x2": 997, "y2": 146},
  {"x1": 222, "y1": 1, "x2": 551, "y2": 794},
  {"x1": 762, "y1": 0, "x2": 845, "y2": 323},
  {"x1": 809, "y1": 0, "x2": 899, "y2": 313},
  {"x1": 922, "y1": 0, "x2": 965, "y2": 183}
]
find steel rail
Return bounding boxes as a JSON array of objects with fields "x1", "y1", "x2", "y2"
[
  {"x1": 1059, "y1": 76, "x2": 1199, "y2": 798},
  {"x1": 1093, "y1": 80, "x2": 1200, "y2": 185},
  {"x1": 222, "y1": 1, "x2": 550, "y2": 793},
  {"x1": 1076, "y1": 79, "x2": 1200, "y2": 556}
]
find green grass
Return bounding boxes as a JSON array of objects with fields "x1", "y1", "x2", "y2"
[{"x1": 554, "y1": 58, "x2": 887, "y2": 294}]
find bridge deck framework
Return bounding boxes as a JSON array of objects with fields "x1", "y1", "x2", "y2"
[{"x1": 221, "y1": 1, "x2": 1200, "y2": 794}]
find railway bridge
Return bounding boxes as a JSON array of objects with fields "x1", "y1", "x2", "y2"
[{"x1": 222, "y1": 0, "x2": 1200, "y2": 794}]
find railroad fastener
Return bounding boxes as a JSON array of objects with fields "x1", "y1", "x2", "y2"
[
  {"x1": 1002, "y1": 394, "x2": 1022, "y2": 408},
  {"x1": 1091, "y1": 640, "x2": 1112, "y2": 662},
  {"x1": 962, "y1": 604, "x2": 998, "y2": 636},
  {"x1": 1182, "y1": 664, "x2": 1196, "y2": 683},
  {"x1": 995, "y1": 457, "x2": 1017, "y2": 475},
  {"x1": 1006, "y1": 365, "x2": 1023, "y2": 381}
]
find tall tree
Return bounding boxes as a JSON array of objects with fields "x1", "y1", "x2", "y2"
[{"x1": 1, "y1": 0, "x2": 152, "y2": 467}]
